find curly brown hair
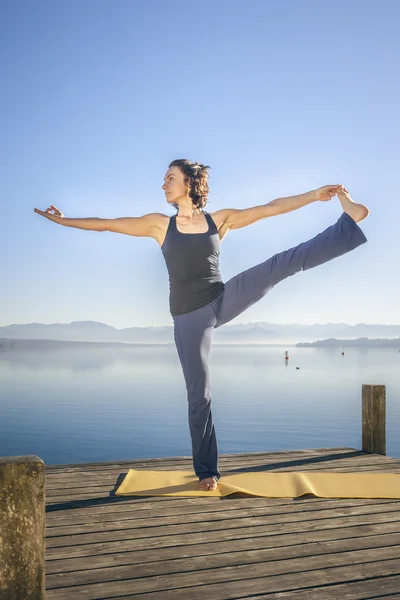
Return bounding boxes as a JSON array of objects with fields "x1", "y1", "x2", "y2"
[{"x1": 168, "y1": 159, "x2": 211, "y2": 211}]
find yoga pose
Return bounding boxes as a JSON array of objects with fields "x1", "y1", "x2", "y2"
[{"x1": 34, "y1": 159, "x2": 370, "y2": 492}]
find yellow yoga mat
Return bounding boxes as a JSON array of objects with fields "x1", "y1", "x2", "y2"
[{"x1": 115, "y1": 469, "x2": 400, "y2": 498}]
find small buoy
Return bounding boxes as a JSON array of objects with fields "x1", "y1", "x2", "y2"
[
  {"x1": 341, "y1": 346, "x2": 345, "y2": 356},
  {"x1": 284, "y1": 351, "x2": 290, "y2": 361},
  {"x1": 296, "y1": 367, "x2": 300, "y2": 370}
]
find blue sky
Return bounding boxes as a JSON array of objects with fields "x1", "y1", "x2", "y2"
[{"x1": 1, "y1": 0, "x2": 399, "y2": 328}]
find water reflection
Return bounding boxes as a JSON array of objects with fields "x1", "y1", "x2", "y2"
[{"x1": 0, "y1": 345, "x2": 399, "y2": 464}]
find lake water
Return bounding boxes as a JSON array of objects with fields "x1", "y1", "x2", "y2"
[{"x1": 0, "y1": 345, "x2": 399, "y2": 465}]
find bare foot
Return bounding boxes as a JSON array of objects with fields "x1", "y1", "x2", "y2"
[
  {"x1": 337, "y1": 186, "x2": 370, "y2": 223},
  {"x1": 199, "y1": 477, "x2": 218, "y2": 491}
]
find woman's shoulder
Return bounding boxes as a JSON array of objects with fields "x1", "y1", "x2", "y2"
[
  {"x1": 145, "y1": 213, "x2": 171, "y2": 247},
  {"x1": 208, "y1": 208, "x2": 234, "y2": 230}
]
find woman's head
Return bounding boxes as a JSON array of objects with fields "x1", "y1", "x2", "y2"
[{"x1": 162, "y1": 159, "x2": 211, "y2": 212}]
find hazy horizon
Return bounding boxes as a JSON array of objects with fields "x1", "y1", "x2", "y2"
[
  {"x1": 3, "y1": 318, "x2": 400, "y2": 328},
  {"x1": 2, "y1": 1, "x2": 399, "y2": 328}
]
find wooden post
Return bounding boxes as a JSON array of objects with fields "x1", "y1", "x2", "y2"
[
  {"x1": 0, "y1": 456, "x2": 45, "y2": 600},
  {"x1": 362, "y1": 384, "x2": 386, "y2": 455}
]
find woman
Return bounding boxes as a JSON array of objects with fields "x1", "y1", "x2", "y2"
[{"x1": 34, "y1": 158, "x2": 369, "y2": 492}]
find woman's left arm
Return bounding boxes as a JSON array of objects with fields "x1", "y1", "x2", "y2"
[{"x1": 213, "y1": 185, "x2": 343, "y2": 231}]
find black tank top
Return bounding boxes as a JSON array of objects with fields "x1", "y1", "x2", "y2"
[{"x1": 161, "y1": 210, "x2": 225, "y2": 316}]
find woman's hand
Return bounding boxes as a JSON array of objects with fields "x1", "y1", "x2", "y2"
[
  {"x1": 336, "y1": 186, "x2": 352, "y2": 201},
  {"x1": 34, "y1": 205, "x2": 65, "y2": 222},
  {"x1": 315, "y1": 184, "x2": 344, "y2": 202}
]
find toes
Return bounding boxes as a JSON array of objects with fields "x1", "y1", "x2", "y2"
[{"x1": 199, "y1": 478, "x2": 218, "y2": 491}]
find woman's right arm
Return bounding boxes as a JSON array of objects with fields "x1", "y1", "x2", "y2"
[{"x1": 34, "y1": 206, "x2": 167, "y2": 239}]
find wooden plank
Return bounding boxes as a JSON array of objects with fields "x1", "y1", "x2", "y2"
[
  {"x1": 43, "y1": 448, "x2": 369, "y2": 473},
  {"x1": 45, "y1": 447, "x2": 359, "y2": 467},
  {"x1": 45, "y1": 499, "x2": 400, "y2": 540},
  {"x1": 45, "y1": 538, "x2": 400, "y2": 594},
  {"x1": 45, "y1": 509, "x2": 400, "y2": 559},
  {"x1": 45, "y1": 556, "x2": 400, "y2": 599},
  {"x1": 45, "y1": 497, "x2": 398, "y2": 529},
  {"x1": 46, "y1": 532, "x2": 400, "y2": 588},
  {"x1": 242, "y1": 576, "x2": 400, "y2": 600},
  {"x1": 46, "y1": 523, "x2": 400, "y2": 575}
]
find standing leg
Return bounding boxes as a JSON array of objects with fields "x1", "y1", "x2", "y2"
[
  {"x1": 213, "y1": 212, "x2": 367, "y2": 328},
  {"x1": 173, "y1": 302, "x2": 221, "y2": 486}
]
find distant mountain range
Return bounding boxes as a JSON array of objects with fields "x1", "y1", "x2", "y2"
[
  {"x1": 297, "y1": 338, "x2": 400, "y2": 348},
  {"x1": 1, "y1": 320, "x2": 400, "y2": 346}
]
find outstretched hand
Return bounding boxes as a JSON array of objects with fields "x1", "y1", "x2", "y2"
[
  {"x1": 315, "y1": 184, "x2": 345, "y2": 202},
  {"x1": 34, "y1": 205, "x2": 65, "y2": 221}
]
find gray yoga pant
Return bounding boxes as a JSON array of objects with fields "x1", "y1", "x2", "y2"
[{"x1": 172, "y1": 212, "x2": 367, "y2": 482}]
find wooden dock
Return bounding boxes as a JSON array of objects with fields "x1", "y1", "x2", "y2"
[{"x1": 44, "y1": 447, "x2": 400, "y2": 599}]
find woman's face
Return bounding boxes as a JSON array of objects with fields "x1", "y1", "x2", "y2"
[{"x1": 162, "y1": 166, "x2": 189, "y2": 204}]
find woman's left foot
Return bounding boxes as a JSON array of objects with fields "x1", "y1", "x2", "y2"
[
  {"x1": 337, "y1": 187, "x2": 370, "y2": 223},
  {"x1": 199, "y1": 477, "x2": 218, "y2": 491}
]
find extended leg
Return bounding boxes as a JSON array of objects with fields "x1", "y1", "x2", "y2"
[{"x1": 213, "y1": 212, "x2": 367, "y2": 328}]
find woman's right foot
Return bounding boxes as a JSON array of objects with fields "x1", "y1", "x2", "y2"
[
  {"x1": 199, "y1": 477, "x2": 218, "y2": 491},
  {"x1": 337, "y1": 186, "x2": 370, "y2": 223}
]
